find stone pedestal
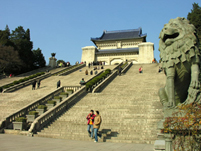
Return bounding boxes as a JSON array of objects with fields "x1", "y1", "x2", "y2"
[
  {"x1": 81, "y1": 46, "x2": 97, "y2": 66},
  {"x1": 49, "y1": 57, "x2": 57, "y2": 68},
  {"x1": 138, "y1": 42, "x2": 154, "y2": 63}
]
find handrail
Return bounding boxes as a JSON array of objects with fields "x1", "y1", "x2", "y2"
[
  {"x1": 2, "y1": 64, "x2": 86, "y2": 93},
  {"x1": 122, "y1": 62, "x2": 133, "y2": 73},
  {"x1": 58, "y1": 64, "x2": 86, "y2": 76},
  {"x1": 0, "y1": 87, "x2": 64, "y2": 130},
  {"x1": 92, "y1": 70, "x2": 118, "y2": 93},
  {"x1": 2, "y1": 73, "x2": 51, "y2": 93},
  {"x1": 92, "y1": 62, "x2": 132, "y2": 93},
  {"x1": 28, "y1": 86, "x2": 86, "y2": 134}
]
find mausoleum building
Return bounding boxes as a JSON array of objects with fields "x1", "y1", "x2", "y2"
[{"x1": 81, "y1": 28, "x2": 154, "y2": 65}]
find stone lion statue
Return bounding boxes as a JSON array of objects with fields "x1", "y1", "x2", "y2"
[{"x1": 158, "y1": 17, "x2": 201, "y2": 108}]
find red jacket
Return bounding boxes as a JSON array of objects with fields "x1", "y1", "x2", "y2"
[{"x1": 86, "y1": 113, "x2": 96, "y2": 125}]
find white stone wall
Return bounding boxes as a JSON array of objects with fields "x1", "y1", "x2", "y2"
[
  {"x1": 81, "y1": 46, "x2": 97, "y2": 65},
  {"x1": 81, "y1": 42, "x2": 154, "y2": 65},
  {"x1": 96, "y1": 39, "x2": 143, "y2": 50},
  {"x1": 96, "y1": 53, "x2": 138, "y2": 65},
  {"x1": 138, "y1": 42, "x2": 154, "y2": 63}
]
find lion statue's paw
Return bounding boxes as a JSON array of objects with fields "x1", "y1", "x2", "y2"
[{"x1": 190, "y1": 80, "x2": 200, "y2": 89}]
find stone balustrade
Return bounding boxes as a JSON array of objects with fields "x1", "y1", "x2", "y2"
[
  {"x1": 28, "y1": 86, "x2": 87, "y2": 134},
  {"x1": 58, "y1": 64, "x2": 86, "y2": 76},
  {"x1": 2, "y1": 64, "x2": 86, "y2": 93},
  {"x1": 63, "y1": 86, "x2": 81, "y2": 92},
  {"x1": 2, "y1": 73, "x2": 51, "y2": 93},
  {"x1": 92, "y1": 62, "x2": 132, "y2": 93},
  {"x1": 0, "y1": 87, "x2": 64, "y2": 130}
]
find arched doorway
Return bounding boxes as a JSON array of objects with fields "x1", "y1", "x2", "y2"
[{"x1": 110, "y1": 58, "x2": 123, "y2": 65}]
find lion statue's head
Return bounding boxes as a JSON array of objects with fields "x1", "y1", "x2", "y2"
[{"x1": 159, "y1": 17, "x2": 200, "y2": 68}]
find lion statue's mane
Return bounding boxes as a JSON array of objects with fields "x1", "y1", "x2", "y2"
[{"x1": 159, "y1": 17, "x2": 201, "y2": 107}]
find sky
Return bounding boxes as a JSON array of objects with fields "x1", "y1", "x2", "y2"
[{"x1": 0, "y1": 0, "x2": 200, "y2": 65}]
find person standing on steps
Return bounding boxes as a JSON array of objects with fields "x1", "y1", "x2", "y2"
[
  {"x1": 118, "y1": 66, "x2": 122, "y2": 76},
  {"x1": 37, "y1": 79, "x2": 41, "y2": 89},
  {"x1": 32, "y1": 80, "x2": 37, "y2": 90},
  {"x1": 93, "y1": 111, "x2": 102, "y2": 142},
  {"x1": 85, "y1": 70, "x2": 88, "y2": 75},
  {"x1": 57, "y1": 80, "x2": 61, "y2": 88},
  {"x1": 139, "y1": 66, "x2": 143, "y2": 73},
  {"x1": 86, "y1": 110, "x2": 96, "y2": 138}
]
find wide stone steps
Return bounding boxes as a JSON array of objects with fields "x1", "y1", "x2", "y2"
[
  {"x1": 37, "y1": 63, "x2": 166, "y2": 144},
  {"x1": 0, "y1": 65, "x2": 116, "y2": 123}
]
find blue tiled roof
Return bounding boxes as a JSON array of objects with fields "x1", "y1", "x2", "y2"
[
  {"x1": 95, "y1": 47, "x2": 139, "y2": 54},
  {"x1": 91, "y1": 28, "x2": 147, "y2": 42}
]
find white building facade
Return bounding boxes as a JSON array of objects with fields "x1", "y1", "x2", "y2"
[{"x1": 81, "y1": 28, "x2": 154, "y2": 65}]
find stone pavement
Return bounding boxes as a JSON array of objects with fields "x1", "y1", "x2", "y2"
[{"x1": 0, "y1": 134, "x2": 154, "y2": 151}]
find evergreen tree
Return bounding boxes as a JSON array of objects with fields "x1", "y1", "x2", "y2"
[
  {"x1": 187, "y1": 3, "x2": 201, "y2": 49},
  {"x1": 0, "y1": 45, "x2": 23, "y2": 74},
  {"x1": 10, "y1": 26, "x2": 34, "y2": 71},
  {"x1": 33, "y1": 48, "x2": 46, "y2": 67},
  {"x1": 0, "y1": 25, "x2": 15, "y2": 47}
]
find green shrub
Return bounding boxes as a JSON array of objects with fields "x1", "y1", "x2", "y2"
[
  {"x1": 105, "y1": 69, "x2": 111, "y2": 73},
  {"x1": 47, "y1": 100, "x2": 56, "y2": 105},
  {"x1": 60, "y1": 92, "x2": 68, "y2": 96},
  {"x1": 3, "y1": 85, "x2": 9, "y2": 89},
  {"x1": 37, "y1": 105, "x2": 47, "y2": 110},
  {"x1": 8, "y1": 84, "x2": 14, "y2": 87},
  {"x1": 67, "y1": 89, "x2": 74, "y2": 93},
  {"x1": 19, "y1": 79, "x2": 25, "y2": 83},
  {"x1": 29, "y1": 111, "x2": 38, "y2": 115},
  {"x1": 54, "y1": 96, "x2": 62, "y2": 99},
  {"x1": 24, "y1": 78, "x2": 29, "y2": 81},
  {"x1": 13, "y1": 81, "x2": 19, "y2": 85},
  {"x1": 15, "y1": 117, "x2": 26, "y2": 122}
]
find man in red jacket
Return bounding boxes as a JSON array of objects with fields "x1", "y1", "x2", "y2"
[{"x1": 86, "y1": 110, "x2": 96, "y2": 138}]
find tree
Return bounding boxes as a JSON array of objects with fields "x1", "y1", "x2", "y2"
[
  {"x1": 0, "y1": 45, "x2": 23, "y2": 74},
  {"x1": 33, "y1": 48, "x2": 46, "y2": 68},
  {"x1": 10, "y1": 26, "x2": 34, "y2": 71},
  {"x1": 187, "y1": 3, "x2": 201, "y2": 49},
  {"x1": 0, "y1": 25, "x2": 15, "y2": 47}
]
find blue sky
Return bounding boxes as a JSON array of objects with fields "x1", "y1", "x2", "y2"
[{"x1": 0, "y1": 0, "x2": 200, "y2": 65}]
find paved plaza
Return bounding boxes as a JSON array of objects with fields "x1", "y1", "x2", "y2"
[{"x1": 0, "y1": 134, "x2": 154, "y2": 151}]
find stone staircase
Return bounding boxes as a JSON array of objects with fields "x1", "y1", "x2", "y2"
[
  {"x1": 36, "y1": 63, "x2": 166, "y2": 144},
  {"x1": 0, "y1": 65, "x2": 116, "y2": 124}
]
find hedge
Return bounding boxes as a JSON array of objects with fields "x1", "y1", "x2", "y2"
[
  {"x1": 47, "y1": 100, "x2": 56, "y2": 105},
  {"x1": 60, "y1": 92, "x2": 68, "y2": 96},
  {"x1": 29, "y1": 111, "x2": 38, "y2": 115},
  {"x1": 121, "y1": 62, "x2": 128, "y2": 69},
  {"x1": 1, "y1": 72, "x2": 45, "y2": 91},
  {"x1": 37, "y1": 105, "x2": 47, "y2": 110},
  {"x1": 15, "y1": 117, "x2": 27, "y2": 122},
  {"x1": 85, "y1": 69, "x2": 111, "y2": 91}
]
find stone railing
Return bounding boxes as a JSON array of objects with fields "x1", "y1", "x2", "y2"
[
  {"x1": 0, "y1": 87, "x2": 65, "y2": 130},
  {"x1": 58, "y1": 64, "x2": 86, "y2": 76},
  {"x1": 122, "y1": 62, "x2": 133, "y2": 73},
  {"x1": 2, "y1": 73, "x2": 52, "y2": 93},
  {"x1": 0, "y1": 86, "x2": 82, "y2": 131},
  {"x1": 92, "y1": 70, "x2": 118, "y2": 93},
  {"x1": 92, "y1": 62, "x2": 132, "y2": 93},
  {"x1": 63, "y1": 86, "x2": 81, "y2": 92},
  {"x1": 28, "y1": 86, "x2": 87, "y2": 134},
  {"x1": 112, "y1": 62, "x2": 123, "y2": 71}
]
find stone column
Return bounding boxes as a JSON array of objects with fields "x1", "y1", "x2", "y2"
[
  {"x1": 138, "y1": 42, "x2": 154, "y2": 63},
  {"x1": 49, "y1": 57, "x2": 57, "y2": 68},
  {"x1": 165, "y1": 134, "x2": 173, "y2": 151},
  {"x1": 81, "y1": 46, "x2": 97, "y2": 66}
]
